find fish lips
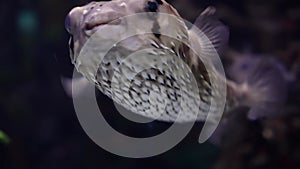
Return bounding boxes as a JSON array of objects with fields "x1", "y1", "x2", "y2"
[
  {"x1": 84, "y1": 18, "x2": 122, "y2": 31},
  {"x1": 83, "y1": 18, "x2": 122, "y2": 36}
]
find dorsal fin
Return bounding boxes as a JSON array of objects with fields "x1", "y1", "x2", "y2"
[{"x1": 190, "y1": 6, "x2": 229, "y2": 53}]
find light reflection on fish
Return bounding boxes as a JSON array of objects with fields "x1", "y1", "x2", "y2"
[{"x1": 63, "y1": 0, "x2": 287, "y2": 123}]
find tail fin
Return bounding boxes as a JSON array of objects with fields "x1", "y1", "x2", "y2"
[{"x1": 228, "y1": 56, "x2": 288, "y2": 120}]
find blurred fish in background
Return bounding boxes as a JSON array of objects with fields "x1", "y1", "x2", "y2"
[
  {"x1": 168, "y1": 0, "x2": 300, "y2": 168},
  {"x1": 0, "y1": 0, "x2": 300, "y2": 169}
]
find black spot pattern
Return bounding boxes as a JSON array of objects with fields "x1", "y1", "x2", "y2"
[
  {"x1": 152, "y1": 23, "x2": 161, "y2": 39},
  {"x1": 156, "y1": 0, "x2": 163, "y2": 5},
  {"x1": 147, "y1": 1, "x2": 158, "y2": 12}
]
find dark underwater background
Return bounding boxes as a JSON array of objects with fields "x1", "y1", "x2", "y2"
[{"x1": 1, "y1": 0, "x2": 300, "y2": 169}]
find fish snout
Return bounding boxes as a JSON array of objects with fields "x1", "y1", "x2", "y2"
[{"x1": 65, "y1": 7, "x2": 83, "y2": 34}]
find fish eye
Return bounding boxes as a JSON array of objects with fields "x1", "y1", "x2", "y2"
[{"x1": 147, "y1": 1, "x2": 158, "y2": 12}]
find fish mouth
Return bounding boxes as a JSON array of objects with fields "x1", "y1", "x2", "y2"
[{"x1": 84, "y1": 18, "x2": 121, "y2": 31}]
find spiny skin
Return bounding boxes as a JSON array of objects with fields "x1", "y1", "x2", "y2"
[
  {"x1": 65, "y1": 0, "x2": 226, "y2": 122},
  {"x1": 94, "y1": 35, "x2": 213, "y2": 122}
]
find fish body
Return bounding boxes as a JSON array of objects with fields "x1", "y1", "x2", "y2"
[{"x1": 64, "y1": 0, "x2": 287, "y2": 123}]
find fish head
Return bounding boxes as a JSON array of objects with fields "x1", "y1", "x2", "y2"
[{"x1": 65, "y1": 0, "x2": 182, "y2": 62}]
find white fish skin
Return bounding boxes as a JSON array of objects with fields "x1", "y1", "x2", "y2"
[{"x1": 64, "y1": 0, "x2": 287, "y2": 123}]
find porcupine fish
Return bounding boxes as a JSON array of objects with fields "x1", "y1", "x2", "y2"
[{"x1": 64, "y1": 0, "x2": 286, "y2": 123}]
